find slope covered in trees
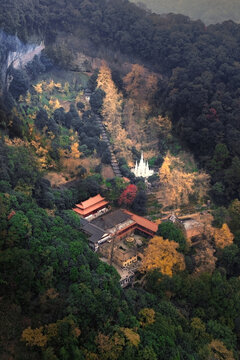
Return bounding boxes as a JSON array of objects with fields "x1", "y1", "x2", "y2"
[
  {"x1": 2, "y1": 0, "x2": 240, "y2": 359},
  {"x1": 1, "y1": 0, "x2": 240, "y2": 204},
  {"x1": 131, "y1": 0, "x2": 240, "y2": 25}
]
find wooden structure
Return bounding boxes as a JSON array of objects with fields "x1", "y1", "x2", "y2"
[
  {"x1": 73, "y1": 195, "x2": 109, "y2": 218},
  {"x1": 124, "y1": 210, "x2": 158, "y2": 237},
  {"x1": 92, "y1": 209, "x2": 158, "y2": 239}
]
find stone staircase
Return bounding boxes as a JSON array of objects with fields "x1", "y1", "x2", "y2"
[{"x1": 95, "y1": 115, "x2": 122, "y2": 177}]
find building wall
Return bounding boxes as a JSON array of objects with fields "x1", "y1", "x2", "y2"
[
  {"x1": 116, "y1": 224, "x2": 136, "y2": 239},
  {"x1": 185, "y1": 228, "x2": 202, "y2": 240},
  {"x1": 122, "y1": 256, "x2": 137, "y2": 267},
  {"x1": 83, "y1": 204, "x2": 108, "y2": 218}
]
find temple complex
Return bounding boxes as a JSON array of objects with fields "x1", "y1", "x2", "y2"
[
  {"x1": 73, "y1": 195, "x2": 158, "y2": 285},
  {"x1": 74, "y1": 199, "x2": 158, "y2": 251},
  {"x1": 73, "y1": 194, "x2": 109, "y2": 219},
  {"x1": 132, "y1": 152, "x2": 154, "y2": 178}
]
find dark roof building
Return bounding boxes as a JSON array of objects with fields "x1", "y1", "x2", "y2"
[
  {"x1": 92, "y1": 209, "x2": 132, "y2": 231},
  {"x1": 81, "y1": 218, "x2": 111, "y2": 251},
  {"x1": 75, "y1": 197, "x2": 158, "y2": 251}
]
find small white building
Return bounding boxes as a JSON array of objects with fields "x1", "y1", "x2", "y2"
[{"x1": 132, "y1": 152, "x2": 154, "y2": 178}]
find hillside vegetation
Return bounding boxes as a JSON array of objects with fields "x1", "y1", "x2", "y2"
[
  {"x1": 1, "y1": 0, "x2": 240, "y2": 205},
  {"x1": 131, "y1": 0, "x2": 240, "y2": 25},
  {"x1": 1, "y1": 1, "x2": 240, "y2": 359}
]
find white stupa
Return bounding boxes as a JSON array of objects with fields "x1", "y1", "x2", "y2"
[{"x1": 132, "y1": 152, "x2": 154, "y2": 178}]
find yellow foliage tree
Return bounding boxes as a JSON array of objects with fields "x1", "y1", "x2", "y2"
[
  {"x1": 194, "y1": 240, "x2": 217, "y2": 275},
  {"x1": 97, "y1": 62, "x2": 122, "y2": 130},
  {"x1": 21, "y1": 327, "x2": 48, "y2": 347},
  {"x1": 71, "y1": 142, "x2": 81, "y2": 159},
  {"x1": 97, "y1": 62, "x2": 132, "y2": 158},
  {"x1": 25, "y1": 91, "x2": 32, "y2": 104},
  {"x1": 123, "y1": 64, "x2": 158, "y2": 105},
  {"x1": 208, "y1": 340, "x2": 235, "y2": 360},
  {"x1": 95, "y1": 332, "x2": 125, "y2": 360},
  {"x1": 120, "y1": 328, "x2": 140, "y2": 347},
  {"x1": 55, "y1": 82, "x2": 62, "y2": 90},
  {"x1": 49, "y1": 98, "x2": 61, "y2": 111},
  {"x1": 141, "y1": 236, "x2": 185, "y2": 276},
  {"x1": 139, "y1": 308, "x2": 155, "y2": 327},
  {"x1": 45, "y1": 323, "x2": 58, "y2": 341},
  {"x1": 190, "y1": 318, "x2": 208, "y2": 341},
  {"x1": 33, "y1": 83, "x2": 43, "y2": 94},
  {"x1": 31, "y1": 137, "x2": 49, "y2": 169},
  {"x1": 45, "y1": 80, "x2": 55, "y2": 92},
  {"x1": 214, "y1": 223, "x2": 234, "y2": 249},
  {"x1": 158, "y1": 152, "x2": 210, "y2": 208}
]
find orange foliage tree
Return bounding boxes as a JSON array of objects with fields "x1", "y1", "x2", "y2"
[
  {"x1": 207, "y1": 340, "x2": 235, "y2": 360},
  {"x1": 140, "y1": 236, "x2": 185, "y2": 276},
  {"x1": 120, "y1": 328, "x2": 140, "y2": 347},
  {"x1": 123, "y1": 64, "x2": 158, "y2": 106},
  {"x1": 214, "y1": 223, "x2": 234, "y2": 249},
  {"x1": 21, "y1": 327, "x2": 48, "y2": 347}
]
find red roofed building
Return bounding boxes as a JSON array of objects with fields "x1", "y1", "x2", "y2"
[
  {"x1": 91, "y1": 209, "x2": 158, "y2": 240},
  {"x1": 73, "y1": 195, "x2": 109, "y2": 219},
  {"x1": 124, "y1": 210, "x2": 158, "y2": 237}
]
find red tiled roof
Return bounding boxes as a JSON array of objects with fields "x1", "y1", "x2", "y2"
[
  {"x1": 8, "y1": 210, "x2": 16, "y2": 220},
  {"x1": 76, "y1": 195, "x2": 106, "y2": 210},
  {"x1": 124, "y1": 210, "x2": 158, "y2": 233},
  {"x1": 73, "y1": 200, "x2": 109, "y2": 216}
]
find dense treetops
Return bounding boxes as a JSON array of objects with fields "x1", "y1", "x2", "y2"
[
  {"x1": 131, "y1": 0, "x2": 240, "y2": 25},
  {"x1": 2, "y1": 0, "x2": 240, "y2": 358},
  {"x1": 1, "y1": 0, "x2": 240, "y2": 204}
]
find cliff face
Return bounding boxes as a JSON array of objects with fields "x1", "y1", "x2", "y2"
[{"x1": 0, "y1": 30, "x2": 44, "y2": 90}]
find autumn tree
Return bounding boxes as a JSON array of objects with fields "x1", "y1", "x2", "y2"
[
  {"x1": 21, "y1": 327, "x2": 48, "y2": 347},
  {"x1": 71, "y1": 142, "x2": 81, "y2": 159},
  {"x1": 123, "y1": 64, "x2": 158, "y2": 106},
  {"x1": 97, "y1": 62, "x2": 123, "y2": 135},
  {"x1": 140, "y1": 236, "x2": 185, "y2": 276},
  {"x1": 194, "y1": 240, "x2": 217, "y2": 275},
  {"x1": 193, "y1": 214, "x2": 217, "y2": 274},
  {"x1": 158, "y1": 152, "x2": 210, "y2": 208},
  {"x1": 139, "y1": 308, "x2": 155, "y2": 327},
  {"x1": 203, "y1": 340, "x2": 235, "y2": 360},
  {"x1": 33, "y1": 82, "x2": 43, "y2": 94},
  {"x1": 120, "y1": 328, "x2": 140, "y2": 347},
  {"x1": 97, "y1": 62, "x2": 132, "y2": 158},
  {"x1": 95, "y1": 332, "x2": 125, "y2": 360},
  {"x1": 118, "y1": 184, "x2": 137, "y2": 206},
  {"x1": 214, "y1": 223, "x2": 234, "y2": 249}
]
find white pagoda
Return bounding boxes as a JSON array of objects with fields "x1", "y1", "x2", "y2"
[{"x1": 132, "y1": 152, "x2": 154, "y2": 178}]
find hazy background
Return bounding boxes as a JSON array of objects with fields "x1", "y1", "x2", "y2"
[{"x1": 131, "y1": 0, "x2": 240, "y2": 24}]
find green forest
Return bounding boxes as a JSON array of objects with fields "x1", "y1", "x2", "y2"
[
  {"x1": 1, "y1": 0, "x2": 240, "y2": 359},
  {"x1": 131, "y1": 0, "x2": 240, "y2": 25}
]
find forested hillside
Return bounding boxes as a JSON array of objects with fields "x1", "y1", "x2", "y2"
[
  {"x1": 1, "y1": 0, "x2": 240, "y2": 204},
  {"x1": 1, "y1": 0, "x2": 240, "y2": 359},
  {"x1": 131, "y1": 0, "x2": 240, "y2": 25}
]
